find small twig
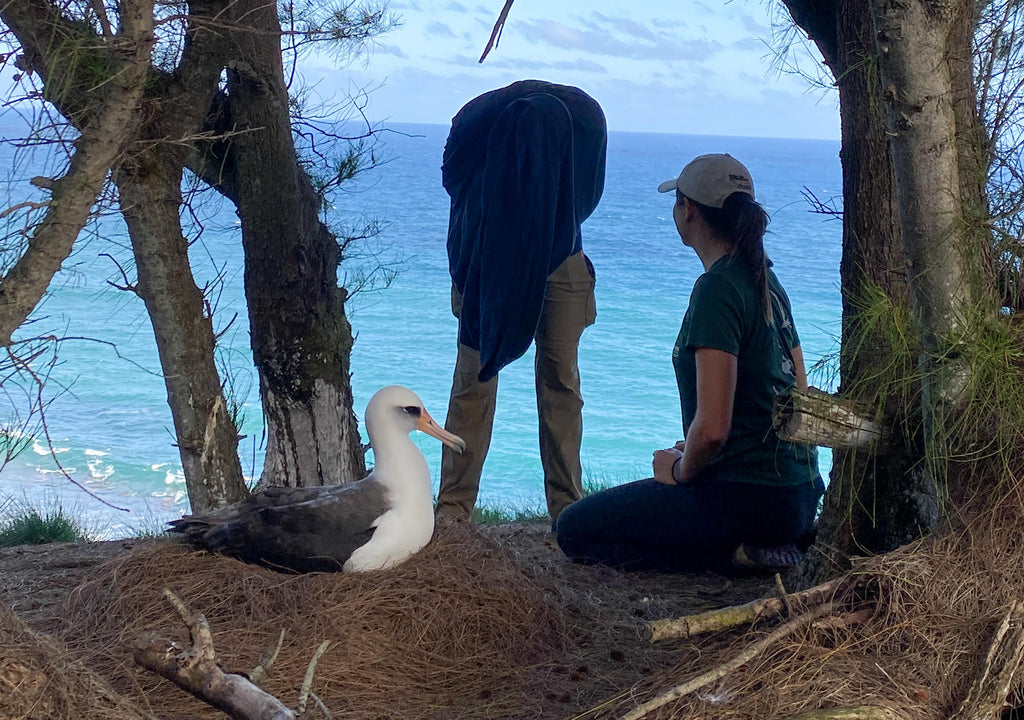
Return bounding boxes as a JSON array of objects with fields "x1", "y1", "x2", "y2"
[
  {"x1": 0, "y1": 200, "x2": 51, "y2": 220},
  {"x1": 780, "y1": 707, "x2": 899, "y2": 720},
  {"x1": 3, "y1": 344, "x2": 131, "y2": 511},
  {"x1": 479, "y1": 0, "x2": 516, "y2": 63},
  {"x1": 623, "y1": 602, "x2": 836, "y2": 720},
  {"x1": 163, "y1": 588, "x2": 191, "y2": 623},
  {"x1": 775, "y1": 573, "x2": 794, "y2": 617},
  {"x1": 307, "y1": 691, "x2": 333, "y2": 720},
  {"x1": 250, "y1": 629, "x2": 286, "y2": 686},
  {"x1": 950, "y1": 600, "x2": 1024, "y2": 720},
  {"x1": 297, "y1": 641, "x2": 330, "y2": 716}
]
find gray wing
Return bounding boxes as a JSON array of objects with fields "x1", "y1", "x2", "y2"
[{"x1": 168, "y1": 479, "x2": 390, "y2": 573}]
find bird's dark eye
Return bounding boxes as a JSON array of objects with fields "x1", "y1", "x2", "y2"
[{"x1": 403, "y1": 405, "x2": 422, "y2": 416}]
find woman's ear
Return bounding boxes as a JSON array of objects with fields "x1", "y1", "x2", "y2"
[{"x1": 681, "y1": 197, "x2": 696, "y2": 222}]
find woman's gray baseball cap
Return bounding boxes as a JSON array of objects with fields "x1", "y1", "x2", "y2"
[{"x1": 657, "y1": 153, "x2": 754, "y2": 208}]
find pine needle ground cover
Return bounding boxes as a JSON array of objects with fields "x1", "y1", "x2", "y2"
[{"x1": 3, "y1": 502, "x2": 1024, "y2": 719}]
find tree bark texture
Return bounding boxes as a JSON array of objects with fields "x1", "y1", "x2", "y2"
[
  {"x1": 871, "y1": 0, "x2": 969, "y2": 347},
  {"x1": 783, "y1": 0, "x2": 938, "y2": 584},
  {"x1": 870, "y1": 0, "x2": 982, "y2": 509},
  {"x1": 111, "y1": 0, "x2": 250, "y2": 513},
  {"x1": 0, "y1": 0, "x2": 155, "y2": 345},
  {"x1": 219, "y1": 0, "x2": 366, "y2": 488}
]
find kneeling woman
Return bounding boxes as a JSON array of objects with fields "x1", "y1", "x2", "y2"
[{"x1": 556, "y1": 153, "x2": 824, "y2": 573}]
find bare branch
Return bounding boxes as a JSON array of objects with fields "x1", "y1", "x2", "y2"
[{"x1": 479, "y1": 0, "x2": 515, "y2": 63}]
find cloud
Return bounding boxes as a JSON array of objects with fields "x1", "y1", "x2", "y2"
[
  {"x1": 376, "y1": 43, "x2": 409, "y2": 59},
  {"x1": 445, "y1": 1, "x2": 468, "y2": 11},
  {"x1": 514, "y1": 18, "x2": 721, "y2": 62},
  {"x1": 741, "y1": 14, "x2": 771, "y2": 35},
  {"x1": 586, "y1": 12, "x2": 659, "y2": 43},
  {"x1": 425, "y1": 21, "x2": 456, "y2": 38}
]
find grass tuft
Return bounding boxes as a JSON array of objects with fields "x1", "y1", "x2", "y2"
[{"x1": 0, "y1": 501, "x2": 91, "y2": 546}]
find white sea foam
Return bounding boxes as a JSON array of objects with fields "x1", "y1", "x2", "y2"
[
  {"x1": 32, "y1": 441, "x2": 69, "y2": 455},
  {"x1": 84, "y1": 448, "x2": 109, "y2": 457},
  {"x1": 164, "y1": 469, "x2": 185, "y2": 485},
  {"x1": 87, "y1": 458, "x2": 114, "y2": 480}
]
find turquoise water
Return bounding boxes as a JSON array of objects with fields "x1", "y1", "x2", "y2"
[{"x1": 0, "y1": 123, "x2": 842, "y2": 536}]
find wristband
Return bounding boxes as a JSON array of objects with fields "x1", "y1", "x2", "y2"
[{"x1": 671, "y1": 456, "x2": 683, "y2": 484}]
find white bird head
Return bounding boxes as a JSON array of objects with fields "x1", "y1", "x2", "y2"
[{"x1": 364, "y1": 386, "x2": 466, "y2": 454}]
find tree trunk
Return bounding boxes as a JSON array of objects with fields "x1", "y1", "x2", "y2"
[
  {"x1": 869, "y1": 0, "x2": 979, "y2": 506},
  {"x1": 115, "y1": 159, "x2": 249, "y2": 513},
  {"x1": 784, "y1": 0, "x2": 936, "y2": 584},
  {"x1": 221, "y1": 0, "x2": 366, "y2": 487},
  {"x1": 105, "y1": 0, "x2": 251, "y2": 513}
]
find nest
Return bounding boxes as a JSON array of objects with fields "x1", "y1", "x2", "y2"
[
  {"x1": 0, "y1": 603, "x2": 155, "y2": 720},
  {"x1": 597, "y1": 484, "x2": 1024, "y2": 719},
  {"x1": 57, "y1": 520, "x2": 568, "y2": 720}
]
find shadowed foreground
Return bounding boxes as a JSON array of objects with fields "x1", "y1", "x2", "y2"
[{"x1": 4, "y1": 502, "x2": 1023, "y2": 719}]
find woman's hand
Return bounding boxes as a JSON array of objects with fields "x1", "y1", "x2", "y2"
[{"x1": 653, "y1": 447, "x2": 684, "y2": 485}]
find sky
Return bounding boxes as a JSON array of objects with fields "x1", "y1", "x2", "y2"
[{"x1": 303, "y1": 0, "x2": 841, "y2": 139}]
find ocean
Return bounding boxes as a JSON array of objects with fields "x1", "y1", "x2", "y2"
[{"x1": 0, "y1": 123, "x2": 842, "y2": 537}]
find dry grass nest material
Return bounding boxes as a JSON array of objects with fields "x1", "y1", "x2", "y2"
[
  {"x1": 0, "y1": 604, "x2": 154, "y2": 720},
  {"x1": 595, "y1": 486, "x2": 1024, "y2": 720},
  {"x1": 58, "y1": 520, "x2": 567, "y2": 720}
]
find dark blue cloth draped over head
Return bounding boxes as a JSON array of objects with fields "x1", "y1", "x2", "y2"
[{"x1": 442, "y1": 80, "x2": 607, "y2": 382}]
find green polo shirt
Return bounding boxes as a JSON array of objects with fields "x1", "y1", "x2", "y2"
[{"x1": 672, "y1": 255, "x2": 819, "y2": 486}]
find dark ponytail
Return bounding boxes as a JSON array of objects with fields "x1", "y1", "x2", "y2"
[{"x1": 690, "y1": 192, "x2": 771, "y2": 324}]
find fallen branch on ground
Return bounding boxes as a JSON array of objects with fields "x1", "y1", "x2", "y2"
[
  {"x1": 623, "y1": 602, "x2": 837, "y2": 720},
  {"x1": 647, "y1": 578, "x2": 843, "y2": 641},
  {"x1": 949, "y1": 600, "x2": 1024, "y2": 720},
  {"x1": 133, "y1": 588, "x2": 327, "y2": 720},
  {"x1": 780, "y1": 707, "x2": 900, "y2": 720}
]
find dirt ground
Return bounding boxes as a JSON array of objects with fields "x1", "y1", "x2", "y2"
[{"x1": 0, "y1": 520, "x2": 778, "y2": 718}]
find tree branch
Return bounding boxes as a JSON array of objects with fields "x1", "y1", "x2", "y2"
[
  {"x1": 0, "y1": 0, "x2": 156, "y2": 345},
  {"x1": 479, "y1": 0, "x2": 515, "y2": 63},
  {"x1": 134, "y1": 589, "x2": 297, "y2": 720}
]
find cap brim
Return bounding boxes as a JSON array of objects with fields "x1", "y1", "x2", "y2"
[{"x1": 657, "y1": 179, "x2": 677, "y2": 193}]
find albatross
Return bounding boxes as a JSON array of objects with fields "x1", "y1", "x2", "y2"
[{"x1": 168, "y1": 386, "x2": 466, "y2": 573}]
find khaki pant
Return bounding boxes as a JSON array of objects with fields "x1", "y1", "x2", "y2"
[{"x1": 437, "y1": 251, "x2": 597, "y2": 522}]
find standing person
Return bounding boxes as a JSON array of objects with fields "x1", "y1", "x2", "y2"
[
  {"x1": 435, "y1": 80, "x2": 607, "y2": 524},
  {"x1": 555, "y1": 153, "x2": 824, "y2": 573}
]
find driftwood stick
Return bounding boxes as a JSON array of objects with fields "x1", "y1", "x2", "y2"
[
  {"x1": 648, "y1": 578, "x2": 842, "y2": 642},
  {"x1": 134, "y1": 589, "x2": 296, "y2": 720},
  {"x1": 949, "y1": 600, "x2": 1024, "y2": 720},
  {"x1": 780, "y1": 707, "x2": 900, "y2": 720},
  {"x1": 773, "y1": 387, "x2": 886, "y2": 450},
  {"x1": 623, "y1": 602, "x2": 837, "y2": 720}
]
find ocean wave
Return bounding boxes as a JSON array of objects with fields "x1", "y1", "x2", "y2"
[
  {"x1": 163, "y1": 469, "x2": 185, "y2": 485},
  {"x1": 87, "y1": 458, "x2": 114, "y2": 481},
  {"x1": 84, "y1": 448, "x2": 109, "y2": 457},
  {"x1": 32, "y1": 441, "x2": 69, "y2": 455}
]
